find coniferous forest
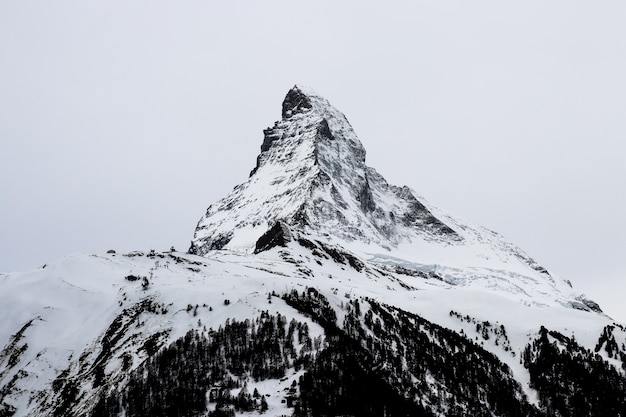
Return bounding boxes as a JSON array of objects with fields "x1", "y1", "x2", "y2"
[
  {"x1": 89, "y1": 289, "x2": 626, "y2": 417},
  {"x1": 522, "y1": 326, "x2": 626, "y2": 416}
]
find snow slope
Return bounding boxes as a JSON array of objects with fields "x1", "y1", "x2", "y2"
[{"x1": 1, "y1": 246, "x2": 623, "y2": 416}]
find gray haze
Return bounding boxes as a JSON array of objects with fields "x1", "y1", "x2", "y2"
[{"x1": 1, "y1": 1, "x2": 625, "y2": 322}]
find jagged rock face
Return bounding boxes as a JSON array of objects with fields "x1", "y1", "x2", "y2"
[
  {"x1": 190, "y1": 85, "x2": 458, "y2": 256},
  {"x1": 254, "y1": 221, "x2": 292, "y2": 254}
]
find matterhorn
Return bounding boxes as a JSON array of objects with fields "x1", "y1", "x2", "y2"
[{"x1": 1, "y1": 86, "x2": 624, "y2": 417}]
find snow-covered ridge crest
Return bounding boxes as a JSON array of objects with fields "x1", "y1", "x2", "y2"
[{"x1": 190, "y1": 85, "x2": 457, "y2": 257}]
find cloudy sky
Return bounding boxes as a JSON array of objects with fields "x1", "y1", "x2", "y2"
[{"x1": 1, "y1": 1, "x2": 625, "y2": 322}]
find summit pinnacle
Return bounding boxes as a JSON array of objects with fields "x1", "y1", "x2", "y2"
[{"x1": 282, "y1": 85, "x2": 314, "y2": 118}]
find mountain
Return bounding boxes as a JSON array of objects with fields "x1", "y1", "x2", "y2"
[
  {"x1": 190, "y1": 84, "x2": 458, "y2": 254},
  {"x1": 190, "y1": 85, "x2": 584, "y2": 311},
  {"x1": 1, "y1": 86, "x2": 625, "y2": 417}
]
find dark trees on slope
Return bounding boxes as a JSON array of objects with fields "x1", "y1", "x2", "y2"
[
  {"x1": 93, "y1": 312, "x2": 312, "y2": 417},
  {"x1": 284, "y1": 289, "x2": 540, "y2": 417},
  {"x1": 523, "y1": 326, "x2": 626, "y2": 417},
  {"x1": 91, "y1": 288, "x2": 626, "y2": 417}
]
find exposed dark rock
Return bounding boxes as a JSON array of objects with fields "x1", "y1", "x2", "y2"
[
  {"x1": 291, "y1": 204, "x2": 311, "y2": 229},
  {"x1": 0, "y1": 402, "x2": 16, "y2": 417},
  {"x1": 90, "y1": 299, "x2": 169, "y2": 389},
  {"x1": 296, "y1": 239, "x2": 365, "y2": 272},
  {"x1": 0, "y1": 318, "x2": 38, "y2": 382},
  {"x1": 261, "y1": 125, "x2": 283, "y2": 153},
  {"x1": 357, "y1": 176, "x2": 376, "y2": 213},
  {"x1": 316, "y1": 118, "x2": 332, "y2": 140},
  {"x1": 296, "y1": 238, "x2": 318, "y2": 251},
  {"x1": 398, "y1": 186, "x2": 459, "y2": 238},
  {"x1": 189, "y1": 232, "x2": 233, "y2": 255},
  {"x1": 532, "y1": 265, "x2": 550, "y2": 275},
  {"x1": 124, "y1": 275, "x2": 140, "y2": 282},
  {"x1": 250, "y1": 125, "x2": 284, "y2": 177},
  {"x1": 282, "y1": 86, "x2": 313, "y2": 119},
  {"x1": 254, "y1": 221, "x2": 292, "y2": 254},
  {"x1": 389, "y1": 265, "x2": 443, "y2": 281}
]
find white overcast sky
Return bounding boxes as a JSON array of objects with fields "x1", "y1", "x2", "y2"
[{"x1": 1, "y1": 1, "x2": 625, "y2": 323}]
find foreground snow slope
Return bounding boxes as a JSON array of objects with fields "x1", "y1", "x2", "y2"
[{"x1": 1, "y1": 246, "x2": 623, "y2": 416}]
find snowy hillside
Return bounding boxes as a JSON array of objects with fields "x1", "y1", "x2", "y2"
[
  {"x1": 1, "y1": 86, "x2": 625, "y2": 417},
  {"x1": 2, "y1": 246, "x2": 624, "y2": 416}
]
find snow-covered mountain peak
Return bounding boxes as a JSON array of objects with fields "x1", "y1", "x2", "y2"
[
  {"x1": 190, "y1": 85, "x2": 457, "y2": 257},
  {"x1": 281, "y1": 85, "x2": 331, "y2": 118},
  {"x1": 189, "y1": 86, "x2": 586, "y2": 308},
  {"x1": 257, "y1": 84, "x2": 367, "y2": 179}
]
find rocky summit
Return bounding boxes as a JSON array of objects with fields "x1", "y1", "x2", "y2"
[
  {"x1": 190, "y1": 85, "x2": 458, "y2": 256},
  {"x1": 1, "y1": 86, "x2": 625, "y2": 417}
]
